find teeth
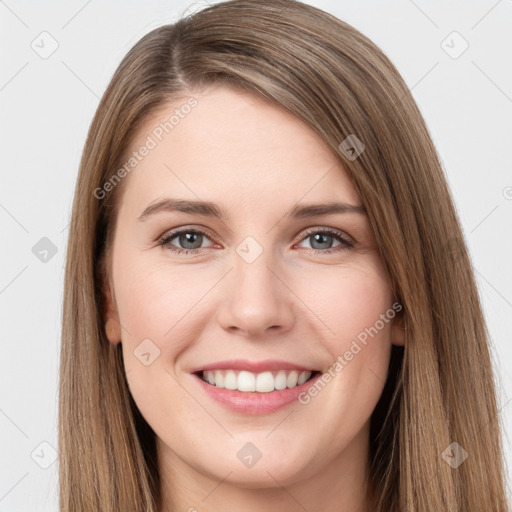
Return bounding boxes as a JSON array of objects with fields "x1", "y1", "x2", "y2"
[
  {"x1": 224, "y1": 371, "x2": 237, "y2": 390},
  {"x1": 201, "y1": 369, "x2": 313, "y2": 392},
  {"x1": 287, "y1": 370, "x2": 298, "y2": 388},
  {"x1": 297, "y1": 371, "x2": 309, "y2": 385},
  {"x1": 214, "y1": 370, "x2": 224, "y2": 388}
]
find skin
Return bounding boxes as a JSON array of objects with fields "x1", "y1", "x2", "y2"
[{"x1": 103, "y1": 86, "x2": 405, "y2": 512}]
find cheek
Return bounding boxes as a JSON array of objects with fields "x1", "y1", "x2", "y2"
[
  {"x1": 291, "y1": 262, "x2": 394, "y2": 408},
  {"x1": 288, "y1": 268, "x2": 394, "y2": 460},
  {"x1": 112, "y1": 258, "x2": 209, "y2": 432},
  {"x1": 292, "y1": 261, "x2": 394, "y2": 346},
  {"x1": 113, "y1": 254, "x2": 212, "y2": 349}
]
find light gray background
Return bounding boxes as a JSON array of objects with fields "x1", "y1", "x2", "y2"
[{"x1": 1, "y1": 0, "x2": 511, "y2": 510}]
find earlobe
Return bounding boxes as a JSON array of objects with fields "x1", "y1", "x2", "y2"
[
  {"x1": 391, "y1": 309, "x2": 406, "y2": 347},
  {"x1": 103, "y1": 277, "x2": 122, "y2": 345},
  {"x1": 105, "y1": 316, "x2": 122, "y2": 345}
]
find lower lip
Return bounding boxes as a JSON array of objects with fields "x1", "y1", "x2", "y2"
[{"x1": 192, "y1": 372, "x2": 322, "y2": 415}]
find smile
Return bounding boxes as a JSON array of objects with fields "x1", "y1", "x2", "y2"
[
  {"x1": 190, "y1": 360, "x2": 323, "y2": 415},
  {"x1": 198, "y1": 369, "x2": 318, "y2": 392}
]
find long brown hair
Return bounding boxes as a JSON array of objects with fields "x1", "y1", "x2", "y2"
[{"x1": 59, "y1": 0, "x2": 510, "y2": 510}]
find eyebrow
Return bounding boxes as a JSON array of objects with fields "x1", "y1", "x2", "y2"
[{"x1": 137, "y1": 198, "x2": 366, "y2": 222}]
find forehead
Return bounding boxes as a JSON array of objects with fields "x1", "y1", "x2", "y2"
[{"x1": 118, "y1": 87, "x2": 360, "y2": 218}]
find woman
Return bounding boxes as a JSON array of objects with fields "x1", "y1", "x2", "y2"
[{"x1": 59, "y1": 0, "x2": 510, "y2": 510}]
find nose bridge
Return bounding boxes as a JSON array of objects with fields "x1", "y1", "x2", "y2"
[{"x1": 216, "y1": 236, "x2": 295, "y2": 336}]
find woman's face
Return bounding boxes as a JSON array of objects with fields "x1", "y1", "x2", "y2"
[{"x1": 104, "y1": 86, "x2": 403, "y2": 498}]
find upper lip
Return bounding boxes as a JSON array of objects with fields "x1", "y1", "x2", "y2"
[{"x1": 190, "y1": 359, "x2": 317, "y2": 374}]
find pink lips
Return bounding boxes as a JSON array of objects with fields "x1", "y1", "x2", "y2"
[{"x1": 190, "y1": 359, "x2": 321, "y2": 415}]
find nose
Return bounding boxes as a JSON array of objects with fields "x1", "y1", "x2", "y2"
[{"x1": 216, "y1": 248, "x2": 296, "y2": 339}]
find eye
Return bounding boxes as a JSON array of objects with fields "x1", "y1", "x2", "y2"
[
  {"x1": 157, "y1": 226, "x2": 354, "y2": 255},
  {"x1": 296, "y1": 227, "x2": 354, "y2": 254},
  {"x1": 158, "y1": 227, "x2": 216, "y2": 254}
]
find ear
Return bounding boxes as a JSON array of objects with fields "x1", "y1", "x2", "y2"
[
  {"x1": 390, "y1": 307, "x2": 405, "y2": 347},
  {"x1": 103, "y1": 275, "x2": 122, "y2": 345}
]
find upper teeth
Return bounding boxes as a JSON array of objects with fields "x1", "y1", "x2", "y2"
[{"x1": 201, "y1": 369, "x2": 312, "y2": 393}]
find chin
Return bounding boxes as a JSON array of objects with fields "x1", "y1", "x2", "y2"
[{"x1": 197, "y1": 445, "x2": 316, "y2": 489}]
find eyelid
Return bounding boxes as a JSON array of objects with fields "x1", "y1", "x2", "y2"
[{"x1": 158, "y1": 223, "x2": 215, "y2": 239}]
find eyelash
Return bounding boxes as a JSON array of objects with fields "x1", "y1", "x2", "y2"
[{"x1": 157, "y1": 226, "x2": 354, "y2": 255}]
